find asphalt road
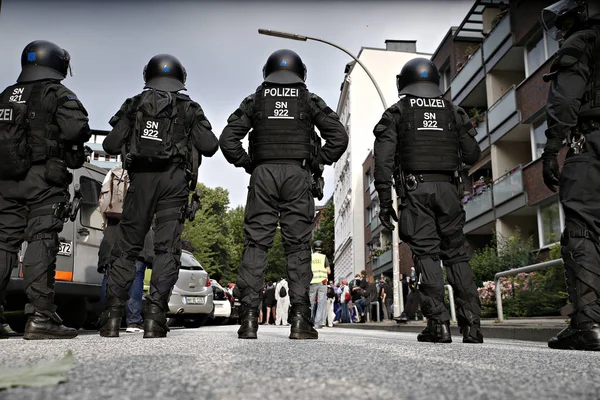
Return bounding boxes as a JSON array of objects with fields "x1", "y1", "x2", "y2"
[{"x1": 1, "y1": 325, "x2": 600, "y2": 400}]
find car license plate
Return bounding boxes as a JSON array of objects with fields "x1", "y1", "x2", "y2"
[
  {"x1": 215, "y1": 303, "x2": 223, "y2": 308},
  {"x1": 184, "y1": 296, "x2": 204, "y2": 305},
  {"x1": 58, "y1": 242, "x2": 72, "y2": 257}
]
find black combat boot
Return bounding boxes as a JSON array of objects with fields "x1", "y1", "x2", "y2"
[
  {"x1": 417, "y1": 319, "x2": 434, "y2": 342},
  {"x1": 434, "y1": 320, "x2": 452, "y2": 343},
  {"x1": 398, "y1": 311, "x2": 409, "y2": 324},
  {"x1": 548, "y1": 321, "x2": 600, "y2": 351},
  {"x1": 289, "y1": 305, "x2": 318, "y2": 340},
  {"x1": 23, "y1": 311, "x2": 78, "y2": 340},
  {"x1": 238, "y1": 305, "x2": 259, "y2": 339},
  {"x1": 143, "y1": 295, "x2": 170, "y2": 339},
  {"x1": 99, "y1": 289, "x2": 125, "y2": 338},
  {"x1": 0, "y1": 325, "x2": 8, "y2": 339},
  {"x1": 98, "y1": 308, "x2": 124, "y2": 337},
  {"x1": 461, "y1": 321, "x2": 484, "y2": 344}
]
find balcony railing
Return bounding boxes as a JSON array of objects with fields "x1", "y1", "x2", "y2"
[
  {"x1": 451, "y1": 47, "x2": 483, "y2": 102},
  {"x1": 464, "y1": 187, "x2": 493, "y2": 221},
  {"x1": 487, "y1": 85, "x2": 517, "y2": 134},
  {"x1": 483, "y1": 13, "x2": 512, "y2": 63},
  {"x1": 370, "y1": 216, "x2": 380, "y2": 231},
  {"x1": 473, "y1": 112, "x2": 488, "y2": 144},
  {"x1": 372, "y1": 248, "x2": 392, "y2": 270},
  {"x1": 492, "y1": 165, "x2": 524, "y2": 206}
]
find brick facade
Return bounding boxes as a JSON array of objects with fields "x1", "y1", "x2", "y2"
[
  {"x1": 516, "y1": 58, "x2": 552, "y2": 123},
  {"x1": 431, "y1": 27, "x2": 481, "y2": 81},
  {"x1": 510, "y1": 0, "x2": 555, "y2": 45},
  {"x1": 523, "y1": 147, "x2": 567, "y2": 206}
]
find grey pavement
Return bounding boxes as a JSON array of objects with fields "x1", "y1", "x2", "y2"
[
  {"x1": 343, "y1": 317, "x2": 569, "y2": 342},
  {"x1": 1, "y1": 325, "x2": 600, "y2": 400}
]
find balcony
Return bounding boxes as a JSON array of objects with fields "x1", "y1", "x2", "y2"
[
  {"x1": 493, "y1": 165, "x2": 524, "y2": 207},
  {"x1": 488, "y1": 85, "x2": 519, "y2": 142},
  {"x1": 369, "y1": 181, "x2": 378, "y2": 201},
  {"x1": 372, "y1": 249, "x2": 393, "y2": 275},
  {"x1": 473, "y1": 112, "x2": 489, "y2": 152},
  {"x1": 464, "y1": 187, "x2": 493, "y2": 221},
  {"x1": 451, "y1": 47, "x2": 484, "y2": 105},
  {"x1": 370, "y1": 216, "x2": 380, "y2": 231},
  {"x1": 483, "y1": 13, "x2": 512, "y2": 68}
]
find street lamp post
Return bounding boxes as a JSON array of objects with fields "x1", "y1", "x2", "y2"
[{"x1": 258, "y1": 29, "x2": 404, "y2": 320}]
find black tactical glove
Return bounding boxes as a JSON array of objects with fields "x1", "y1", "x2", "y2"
[
  {"x1": 379, "y1": 200, "x2": 398, "y2": 232},
  {"x1": 541, "y1": 135, "x2": 562, "y2": 192},
  {"x1": 243, "y1": 160, "x2": 254, "y2": 175},
  {"x1": 542, "y1": 153, "x2": 560, "y2": 192},
  {"x1": 310, "y1": 156, "x2": 324, "y2": 175}
]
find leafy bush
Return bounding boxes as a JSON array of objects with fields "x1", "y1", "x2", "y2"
[{"x1": 472, "y1": 230, "x2": 567, "y2": 318}]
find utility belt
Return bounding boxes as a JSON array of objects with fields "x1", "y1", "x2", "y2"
[
  {"x1": 578, "y1": 119, "x2": 600, "y2": 134},
  {"x1": 254, "y1": 159, "x2": 306, "y2": 167},
  {"x1": 403, "y1": 172, "x2": 454, "y2": 191},
  {"x1": 566, "y1": 121, "x2": 600, "y2": 154}
]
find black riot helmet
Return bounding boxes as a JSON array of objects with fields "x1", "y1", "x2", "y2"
[
  {"x1": 17, "y1": 40, "x2": 71, "y2": 83},
  {"x1": 262, "y1": 49, "x2": 307, "y2": 85},
  {"x1": 396, "y1": 57, "x2": 442, "y2": 98},
  {"x1": 143, "y1": 54, "x2": 187, "y2": 92},
  {"x1": 314, "y1": 240, "x2": 323, "y2": 251},
  {"x1": 542, "y1": 0, "x2": 587, "y2": 41}
]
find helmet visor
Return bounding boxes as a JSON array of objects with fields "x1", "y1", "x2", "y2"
[{"x1": 541, "y1": 0, "x2": 579, "y2": 40}]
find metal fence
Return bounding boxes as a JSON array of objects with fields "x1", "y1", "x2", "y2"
[{"x1": 494, "y1": 259, "x2": 563, "y2": 322}]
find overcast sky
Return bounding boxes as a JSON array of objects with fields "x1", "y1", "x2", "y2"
[{"x1": 0, "y1": 0, "x2": 473, "y2": 208}]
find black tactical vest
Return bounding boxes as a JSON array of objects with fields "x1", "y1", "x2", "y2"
[
  {"x1": 398, "y1": 96, "x2": 460, "y2": 172},
  {"x1": 579, "y1": 25, "x2": 600, "y2": 120},
  {"x1": 250, "y1": 83, "x2": 315, "y2": 163},
  {"x1": 0, "y1": 81, "x2": 60, "y2": 163}
]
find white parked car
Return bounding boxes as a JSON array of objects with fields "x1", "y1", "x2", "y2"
[{"x1": 210, "y1": 280, "x2": 232, "y2": 323}]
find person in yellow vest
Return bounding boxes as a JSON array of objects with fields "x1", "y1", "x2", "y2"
[{"x1": 309, "y1": 240, "x2": 331, "y2": 329}]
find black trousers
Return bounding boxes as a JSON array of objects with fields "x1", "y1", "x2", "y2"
[
  {"x1": 0, "y1": 165, "x2": 69, "y2": 315},
  {"x1": 398, "y1": 180, "x2": 481, "y2": 325},
  {"x1": 237, "y1": 164, "x2": 315, "y2": 309},
  {"x1": 559, "y1": 129, "x2": 600, "y2": 325},
  {"x1": 107, "y1": 167, "x2": 187, "y2": 308}
]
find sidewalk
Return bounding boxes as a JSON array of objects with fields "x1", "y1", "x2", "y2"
[{"x1": 340, "y1": 317, "x2": 568, "y2": 342}]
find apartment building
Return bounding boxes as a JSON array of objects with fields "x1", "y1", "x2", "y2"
[
  {"x1": 333, "y1": 40, "x2": 430, "y2": 283},
  {"x1": 86, "y1": 130, "x2": 121, "y2": 170},
  {"x1": 430, "y1": 0, "x2": 563, "y2": 253}
]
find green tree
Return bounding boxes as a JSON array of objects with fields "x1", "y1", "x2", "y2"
[
  {"x1": 224, "y1": 205, "x2": 245, "y2": 282},
  {"x1": 182, "y1": 183, "x2": 232, "y2": 282},
  {"x1": 266, "y1": 228, "x2": 287, "y2": 282},
  {"x1": 312, "y1": 198, "x2": 335, "y2": 271}
]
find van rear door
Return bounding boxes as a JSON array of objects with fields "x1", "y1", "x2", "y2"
[{"x1": 71, "y1": 166, "x2": 105, "y2": 285}]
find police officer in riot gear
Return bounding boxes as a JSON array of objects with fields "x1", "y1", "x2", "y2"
[
  {"x1": 101, "y1": 54, "x2": 218, "y2": 338},
  {"x1": 541, "y1": 0, "x2": 600, "y2": 351},
  {"x1": 220, "y1": 49, "x2": 348, "y2": 340},
  {"x1": 373, "y1": 57, "x2": 482, "y2": 344},
  {"x1": 0, "y1": 40, "x2": 91, "y2": 339}
]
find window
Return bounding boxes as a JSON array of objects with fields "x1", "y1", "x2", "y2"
[
  {"x1": 546, "y1": 33, "x2": 559, "y2": 57},
  {"x1": 366, "y1": 207, "x2": 373, "y2": 225},
  {"x1": 532, "y1": 119, "x2": 548, "y2": 160},
  {"x1": 79, "y1": 176, "x2": 104, "y2": 230},
  {"x1": 93, "y1": 153, "x2": 99, "y2": 161},
  {"x1": 365, "y1": 170, "x2": 372, "y2": 191},
  {"x1": 540, "y1": 201, "x2": 561, "y2": 247},
  {"x1": 439, "y1": 67, "x2": 451, "y2": 93},
  {"x1": 526, "y1": 36, "x2": 545, "y2": 77},
  {"x1": 525, "y1": 31, "x2": 560, "y2": 77}
]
